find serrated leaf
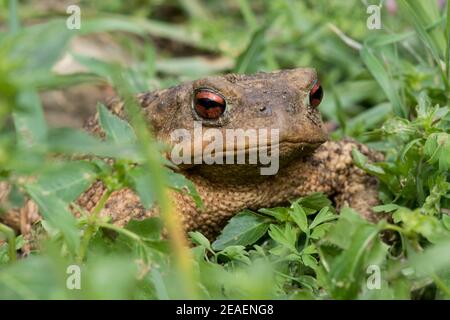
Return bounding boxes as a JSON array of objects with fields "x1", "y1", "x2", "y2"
[
  {"x1": 372, "y1": 203, "x2": 401, "y2": 213},
  {"x1": 310, "y1": 222, "x2": 333, "y2": 240},
  {"x1": 36, "y1": 161, "x2": 97, "y2": 202},
  {"x1": 98, "y1": 103, "x2": 136, "y2": 144},
  {"x1": 166, "y1": 170, "x2": 203, "y2": 209},
  {"x1": 302, "y1": 254, "x2": 318, "y2": 270},
  {"x1": 259, "y1": 207, "x2": 290, "y2": 222},
  {"x1": 48, "y1": 127, "x2": 141, "y2": 161},
  {"x1": 128, "y1": 166, "x2": 155, "y2": 210},
  {"x1": 290, "y1": 202, "x2": 308, "y2": 233},
  {"x1": 268, "y1": 224, "x2": 298, "y2": 252},
  {"x1": 295, "y1": 193, "x2": 334, "y2": 214},
  {"x1": 310, "y1": 207, "x2": 337, "y2": 229}
]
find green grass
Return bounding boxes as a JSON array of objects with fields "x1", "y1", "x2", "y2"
[{"x1": 0, "y1": 0, "x2": 449, "y2": 299}]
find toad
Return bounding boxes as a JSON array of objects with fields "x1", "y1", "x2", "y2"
[{"x1": 77, "y1": 68, "x2": 381, "y2": 239}]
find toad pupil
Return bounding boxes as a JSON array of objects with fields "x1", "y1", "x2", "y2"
[{"x1": 194, "y1": 90, "x2": 226, "y2": 119}]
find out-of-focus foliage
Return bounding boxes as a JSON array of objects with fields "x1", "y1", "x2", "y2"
[{"x1": 0, "y1": 0, "x2": 449, "y2": 299}]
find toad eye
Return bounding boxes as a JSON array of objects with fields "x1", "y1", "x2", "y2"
[
  {"x1": 309, "y1": 81, "x2": 323, "y2": 108},
  {"x1": 193, "y1": 89, "x2": 226, "y2": 120}
]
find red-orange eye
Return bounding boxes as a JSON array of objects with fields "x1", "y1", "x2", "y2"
[
  {"x1": 309, "y1": 81, "x2": 323, "y2": 108},
  {"x1": 193, "y1": 89, "x2": 226, "y2": 119}
]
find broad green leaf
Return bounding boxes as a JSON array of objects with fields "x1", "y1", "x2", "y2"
[
  {"x1": 98, "y1": 103, "x2": 136, "y2": 144},
  {"x1": 128, "y1": 166, "x2": 155, "y2": 210},
  {"x1": 212, "y1": 210, "x2": 272, "y2": 250},
  {"x1": 25, "y1": 184, "x2": 79, "y2": 253},
  {"x1": 48, "y1": 128, "x2": 141, "y2": 161},
  {"x1": 13, "y1": 90, "x2": 47, "y2": 148},
  {"x1": 125, "y1": 218, "x2": 162, "y2": 240},
  {"x1": 35, "y1": 161, "x2": 97, "y2": 202},
  {"x1": 328, "y1": 223, "x2": 380, "y2": 299},
  {"x1": 325, "y1": 207, "x2": 372, "y2": 249}
]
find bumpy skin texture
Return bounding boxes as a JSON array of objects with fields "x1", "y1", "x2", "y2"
[{"x1": 2, "y1": 69, "x2": 382, "y2": 240}]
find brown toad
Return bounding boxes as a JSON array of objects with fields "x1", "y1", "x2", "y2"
[{"x1": 1, "y1": 68, "x2": 381, "y2": 240}]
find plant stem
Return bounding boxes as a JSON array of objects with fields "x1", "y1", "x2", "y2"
[{"x1": 77, "y1": 189, "x2": 112, "y2": 263}]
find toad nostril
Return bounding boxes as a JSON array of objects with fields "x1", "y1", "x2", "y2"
[{"x1": 259, "y1": 106, "x2": 267, "y2": 112}]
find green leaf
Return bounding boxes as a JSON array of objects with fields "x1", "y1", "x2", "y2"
[
  {"x1": 25, "y1": 184, "x2": 79, "y2": 253},
  {"x1": 13, "y1": 90, "x2": 47, "y2": 148},
  {"x1": 360, "y1": 46, "x2": 406, "y2": 117},
  {"x1": 424, "y1": 133, "x2": 450, "y2": 171},
  {"x1": 295, "y1": 193, "x2": 334, "y2": 214},
  {"x1": 268, "y1": 224, "x2": 298, "y2": 252},
  {"x1": 352, "y1": 148, "x2": 386, "y2": 175},
  {"x1": 189, "y1": 231, "x2": 212, "y2": 252},
  {"x1": 35, "y1": 161, "x2": 97, "y2": 203},
  {"x1": 372, "y1": 203, "x2": 401, "y2": 213},
  {"x1": 325, "y1": 207, "x2": 372, "y2": 249},
  {"x1": 328, "y1": 223, "x2": 380, "y2": 299},
  {"x1": 290, "y1": 202, "x2": 308, "y2": 233},
  {"x1": 150, "y1": 268, "x2": 170, "y2": 300},
  {"x1": 395, "y1": 208, "x2": 450, "y2": 243},
  {"x1": 166, "y1": 171, "x2": 203, "y2": 209},
  {"x1": 409, "y1": 240, "x2": 450, "y2": 277},
  {"x1": 48, "y1": 128, "x2": 141, "y2": 161},
  {"x1": 217, "y1": 245, "x2": 251, "y2": 264},
  {"x1": 302, "y1": 254, "x2": 318, "y2": 270},
  {"x1": 442, "y1": 215, "x2": 450, "y2": 231},
  {"x1": 125, "y1": 218, "x2": 162, "y2": 240},
  {"x1": 128, "y1": 166, "x2": 156, "y2": 210},
  {"x1": 258, "y1": 207, "x2": 290, "y2": 221},
  {"x1": 310, "y1": 207, "x2": 337, "y2": 229},
  {"x1": 212, "y1": 210, "x2": 272, "y2": 250},
  {"x1": 310, "y1": 222, "x2": 333, "y2": 240},
  {"x1": 98, "y1": 103, "x2": 136, "y2": 144}
]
